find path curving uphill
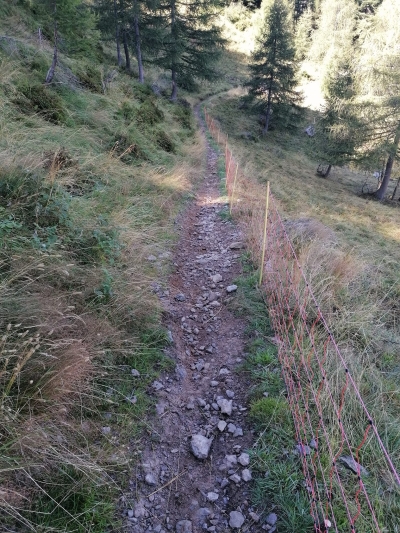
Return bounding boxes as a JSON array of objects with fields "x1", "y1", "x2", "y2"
[{"x1": 127, "y1": 108, "x2": 266, "y2": 533}]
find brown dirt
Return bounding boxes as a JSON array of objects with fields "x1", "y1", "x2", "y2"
[{"x1": 125, "y1": 110, "x2": 264, "y2": 533}]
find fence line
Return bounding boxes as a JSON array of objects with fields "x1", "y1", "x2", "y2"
[{"x1": 204, "y1": 108, "x2": 400, "y2": 533}]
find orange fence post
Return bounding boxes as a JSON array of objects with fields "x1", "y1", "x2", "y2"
[
  {"x1": 259, "y1": 181, "x2": 270, "y2": 286},
  {"x1": 230, "y1": 163, "x2": 239, "y2": 215}
]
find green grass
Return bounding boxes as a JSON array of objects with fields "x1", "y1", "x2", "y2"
[
  {"x1": 206, "y1": 82, "x2": 400, "y2": 533},
  {"x1": 0, "y1": 6, "x2": 205, "y2": 531},
  {"x1": 228, "y1": 259, "x2": 314, "y2": 533}
]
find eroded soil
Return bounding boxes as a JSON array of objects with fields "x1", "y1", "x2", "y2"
[{"x1": 126, "y1": 112, "x2": 267, "y2": 533}]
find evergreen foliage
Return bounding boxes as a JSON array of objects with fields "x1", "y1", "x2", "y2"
[
  {"x1": 294, "y1": 6, "x2": 314, "y2": 61},
  {"x1": 356, "y1": 0, "x2": 400, "y2": 198},
  {"x1": 152, "y1": 0, "x2": 225, "y2": 100},
  {"x1": 32, "y1": 0, "x2": 97, "y2": 56},
  {"x1": 247, "y1": 0, "x2": 302, "y2": 133}
]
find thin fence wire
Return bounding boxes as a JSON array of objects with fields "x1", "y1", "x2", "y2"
[{"x1": 204, "y1": 108, "x2": 400, "y2": 533}]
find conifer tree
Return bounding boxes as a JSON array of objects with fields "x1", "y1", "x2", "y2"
[
  {"x1": 95, "y1": 0, "x2": 150, "y2": 80},
  {"x1": 152, "y1": 0, "x2": 225, "y2": 101},
  {"x1": 33, "y1": 0, "x2": 97, "y2": 83},
  {"x1": 294, "y1": 6, "x2": 314, "y2": 61},
  {"x1": 247, "y1": 0, "x2": 301, "y2": 133},
  {"x1": 357, "y1": 0, "x2": 400, "y2": 199}
]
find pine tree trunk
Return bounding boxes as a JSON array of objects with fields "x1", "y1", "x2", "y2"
[
  {"x1": 133, "y1": 1, "x2": 144, "y2": 83},
  {"x1": 113, "y1": 0, "x2": 122, "y2": 67},
  {"x1": 123, "y1": 29, "x2": 131, "y2": 72},
  {"x1": 374, "y1": 128, "x2": 400, "y2": 200},
  {"x1": 170, "y1": 0, "x2": 178, "y2": 101},
  {"x1": 45, "y1": 2, "x2": 58, "y2": 84},
  {"x1": 171, "y1": 69, "x2": 178, "y2": 101},
  {"x1": 391, "y1": 176, "x2": 400, "y2": 200},
  {"x1": 263, "y1": 75, "x2": 273, "y2": 134}
]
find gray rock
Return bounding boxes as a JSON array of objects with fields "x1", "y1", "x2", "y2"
[
  {"x1": 131, "y1": 369, "x2": 141, "y2": 377},
  {"x1": 211, "y1": 274, "x2": 222, "y2": 283},
  {"x1": 217, "y1": 398, "x2": 233, "y2": 416},
  {"x1": 229, "y1": 511, "x2": 245, "y2": 528},
  {"x1": 207, "y1": 492, "x2": 219, "y2": 502},
  {"x1": 196, "y1": 508, "x2": 211, "y2": 523},
  {"x1": 339, "y1": 456, "x2": 369, "y2": 476},
  {"x1": 233, "y1": 427, "x2": 243, "y2": 438},
  {"x1": 229, "y1": 242, "x2": 244, "y2": 250},
  {"x1": 238, "y1": 453, "x2": 250, "y2": 466},
  {"x1": 175, "y1": 293, "x2": 186, "y2": 302},
  {"x1": 167, "y1": 330, "x2": 174, "y2": 343},
  {"x1": 266, "y1": 513, "x2": 278, "y2": 526},
  {"x1": 152, "y1": 380, "x2": 164, "y2": 391},
  {"x1": 295, "y1": 444, "x2": 311, "y2": 456},
  {"x1": 145, "y1": 473, "x2": 157, "y2": 486},
  {"x1": 127, "y1": 509, "x2": 134, "y2": 518},
  {"x1": 225, "y1": 455, "x2": 237, "y2": 468},
  {"x1": 220, "y1": 478, "x2": 229, "y2": 489},
  {"x1": 217, "y1": 420, "x2": 227, "y2": 432},
  {"x1": 210, "y1": 381, "x2": 219, "y2": 387},
  {"x1": 147, "y1": 255, "x2": 157, "y2": 262},
  {"x1": 242, "y1": 469, "x2": 252, "y2": 482},
  {"x1": 191, "y1": 434, "x2": 213, "y2": 459},
  {"x1": 219, "y1": 368, "x2": 230, "y2": 376},
  {"x1": 101, "y1": 426, "x2": 111, "y2": 435},
  {"x1": 176, "y1": 365, "x2": 187, "y2": 380},
  {"x1": 176, "y1": 520, "x2": 192, "y2": 533},
  {"x1": 309, "y1": 438, "x2": 318, "y2": 450},
  {"x1": 197, "y1": 398, "x2": 207, "y2": 407},
  {"x1": 249, "y1": 512, "x2": 260, "y2": 522},
  {"x1": 226, "y1": 285, "x2": 238, "y2": 293},
  {"x1": 227, "y1": 423, "x2": 236, "y2": 434},
  {"x1": 229, "y1": 473, "x2": 241, "y2": 484},
  {"x1": 226, "y1": 390, "x2": 235, "y2": 398}
]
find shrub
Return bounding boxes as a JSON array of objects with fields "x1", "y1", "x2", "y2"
[
  {"x1": 135, "y1": 99, "x2": 164, "y2": 126},
  {"x1": 154, "y1": 129, "x2": 175, "y2": 153},
  {"x1": 173, "y1": 104, "x2": 193, "y2": 130},
  {"x1": 76, "y1": 65, "x2": 103, "y2": 92},
  {"x1": 13, "y1": 84, "x2": 67, "y2": 124}
]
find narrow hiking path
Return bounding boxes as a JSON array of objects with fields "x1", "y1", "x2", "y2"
[{"x1": 126, "y1": 110, "x2": 270, "y2": 533}]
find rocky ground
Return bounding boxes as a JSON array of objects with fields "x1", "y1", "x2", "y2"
[{"x1": 125, "y1": 112, "x2": 276, "y2": 533}]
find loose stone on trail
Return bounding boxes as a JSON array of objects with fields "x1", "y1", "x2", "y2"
[
  {"x1": 190, "y1": 434, "x2": 213, "y2": 459},
  {"x1": 229, "y1": 511, "x2": 245, "y2": 528}
]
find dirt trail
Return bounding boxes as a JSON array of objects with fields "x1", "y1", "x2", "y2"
[{"x1": 126, "y1": 111, "x2": 267, "y2": 533}]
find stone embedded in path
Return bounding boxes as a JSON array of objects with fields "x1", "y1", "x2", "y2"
[
  {"x1": 242, "y1": 469, "x2": 252, "y2": 482},
  {"x1": 152, "y1": 380, "x2": 164, "y2": 391},
  {"x1": 211, "y1": 274, "x2": 222, "y2": 283},
  {"x1": 229, "y1": 473, "x2": 241, "y2": 484},
  {"x1": 207, "y1": 492, "x2": 219, "y2": 502},
  {"x1": 226, "y1": 285, "x2": 238, "y2": 293},
  {"x1": 233, "y1": 427, "x2": 243, "y2": 438},
  {"x1": 145, "y1": 473, "x2": 157, "y2": 486},
  {"x1": 217, "y1": 398, "x2": 233, "y2": 416},
  {"x1": 238, "y1": 453, "x2": 250, "y2": 466},
  {"x1": 227, "y1": 423, "x2": 236, "y2": 434},
  {"x1": 229, "y1": 511, "x2": 245, "y2": 529},
  {"x1": 229, "y1": 242, "x2": 244, "y2": 250},
  {"x1": 217, "y1": 420, "x2": 227, "y2": 432},
  {"x1": 191, "y1": 434, "x2": 213, "y2": 459},
  {"x1": 175, "y1": 293, "x2": 186, "y2": 302},
  {"x1": 226, "y1": 390, "x2": 235, "y2": 398},
  {"x1": 176, "y1": 520, "x2": 192, "y2": 533}
]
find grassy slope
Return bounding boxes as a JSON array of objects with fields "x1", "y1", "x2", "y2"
[
  {"x1": 205, "y1": 86, "x2": 400, "y2": 531},
  {"x1": 0, "y1": 5, "x2": 205, "y2": 532}
]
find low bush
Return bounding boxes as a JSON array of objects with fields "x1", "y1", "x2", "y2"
[{"x1": 13, "y1": 83, "x2": 67, "y2": 124}]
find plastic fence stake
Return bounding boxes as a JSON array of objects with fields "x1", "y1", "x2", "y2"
[
  {"x1": 230, "y1": 163, "x2": 239, "y2": 214},
  {"x1": 259, "y1": 181, "x2": 270, "y2": 286}
]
